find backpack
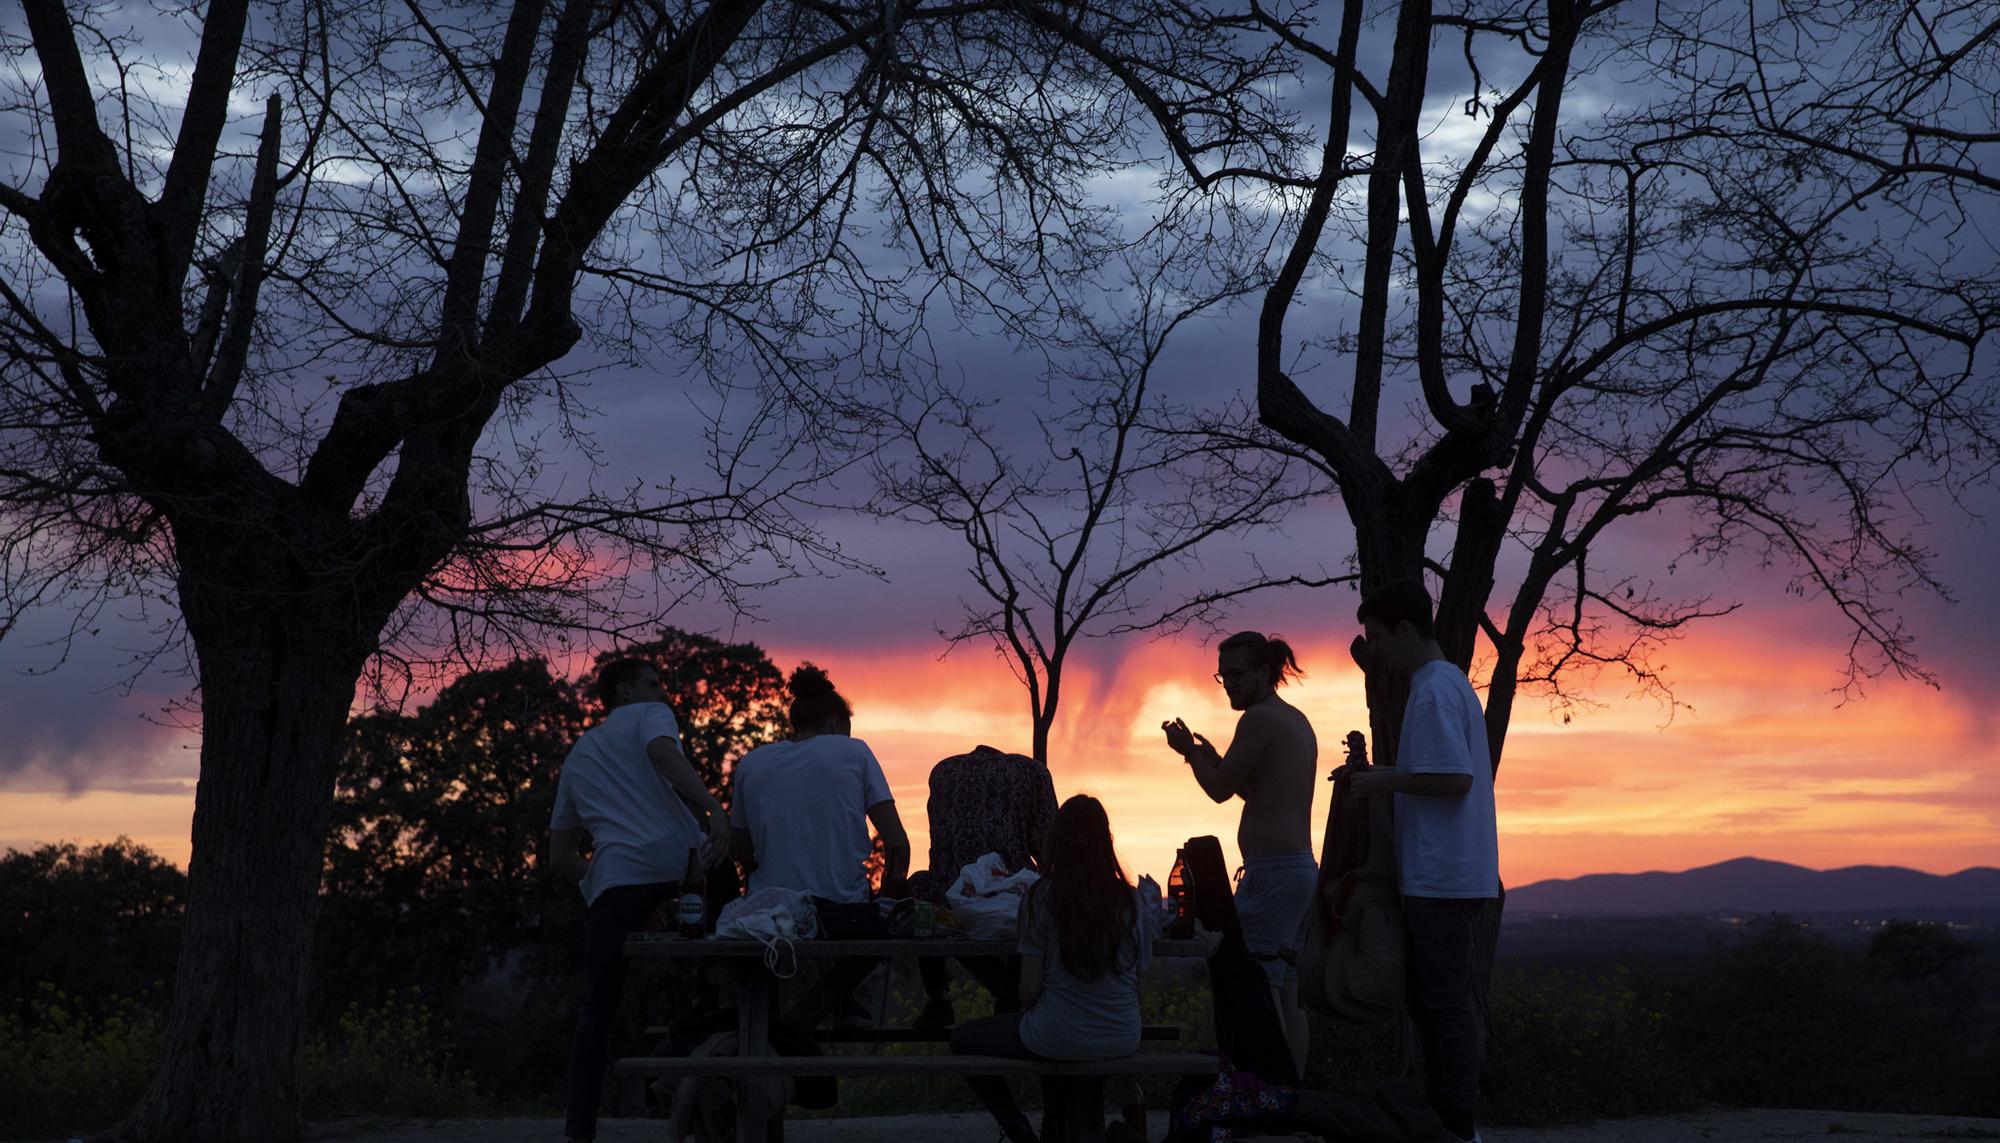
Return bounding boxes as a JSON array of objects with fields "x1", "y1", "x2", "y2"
[{"x1": 1299, "y1": 733, "x2": 1408, "y2": 1024}]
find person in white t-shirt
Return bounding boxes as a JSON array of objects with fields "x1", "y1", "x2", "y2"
[
  {"x1": 548, "y1": 657, "x2": 730, "y2": 1143},
  {"x1": 731, "y1": 664, "x2": 910, "y2": 1030},
  {"x1": 730, "y1": 664, "x2": 909, "y2": 902},
  {"x1": 1348, "y1": 578, "x2": 1499, "y2": 1143}
]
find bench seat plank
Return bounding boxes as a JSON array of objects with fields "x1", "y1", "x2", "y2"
[
  {"x1": 611, "y1": 1053, "x2": 1218, "y2": 1079},
  {"x1": 642, "y1": 1024, "x2": 1183, "y2": 1043},
  {"x1": 626, "y1": 937, "x2": 1212, "y2": 959}
]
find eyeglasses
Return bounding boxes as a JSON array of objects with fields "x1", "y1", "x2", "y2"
[{"x1": 1212, "y1": 667, "x2": 1258, "y2": 685}]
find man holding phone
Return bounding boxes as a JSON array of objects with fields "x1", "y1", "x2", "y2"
[{"x1": 1160, "y1": 630, "x2": 1319, "y2": 1074}]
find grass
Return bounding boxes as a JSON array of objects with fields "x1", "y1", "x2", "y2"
[
  {"x1": 302, "y1": 994, "x2": 485, "y2": 1119},
  {"x1": 0, "y1": 987, "x2": 483, "y2": 1141},
  {"x1": 0, "y1": 985, "x2": 161, "y2": 1139}
]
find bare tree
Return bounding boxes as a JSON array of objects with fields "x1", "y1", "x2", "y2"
[
  {"x1": 0, "y1": 0, "x2": 1291, "y2": 1137},
  {"x1": 1090, "y1": 0, "x2": 2000, "y2": 767},
  {"x1": 869, "y1": 249, "x2": 1339, "y2": 763},
  {"x1": 1032, "y1": 0, "x2": 1999, "y2": 1075}
]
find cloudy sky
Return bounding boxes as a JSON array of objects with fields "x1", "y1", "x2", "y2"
[
  {"x1": 2, "y1": 300, "x2": 1993, "y2": 888},
  {"x1": 1, "y1": 1, "x2": 1996, "y2": 888}
]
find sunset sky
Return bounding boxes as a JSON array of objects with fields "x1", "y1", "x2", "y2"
[
  {"x1": 2, "y1": 265, "x2": 1994, "y2": 889},
  {"x1": 2, "y1": 499, "x2": 1993, "y2": 889},
  {"x1": 0, "y1": 274, "x2": 1995, "y2": 890},
  {"x1": 0, "y1": 3, "x2": 1996, "y2": 894}
]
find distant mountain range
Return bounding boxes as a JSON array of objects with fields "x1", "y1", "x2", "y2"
[{"x1": 1507, "y1": 857, "x2": 2000, "y2": 917}]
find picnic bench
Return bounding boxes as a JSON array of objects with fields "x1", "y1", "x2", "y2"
[
  {"x1": 643, "y1": 1024, "x2": 1191, "y2": 1043},
  {"x1": 619, "y1": 935, "x2": 1217, "y2": 1143}
]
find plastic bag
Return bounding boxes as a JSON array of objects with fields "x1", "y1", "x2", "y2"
[
  {"x1": 952, "y1": 851, "x2": 1040, "y2": 899},
  {"x1": 949, "y1": 852, "x2": 1038, "y2": 939},
  {"x1": 715, "y1": 886, "x2": 819, "y2": 942},
  {"x1": 954, "y1": 890, "x2": 1026, "y2": 939}
]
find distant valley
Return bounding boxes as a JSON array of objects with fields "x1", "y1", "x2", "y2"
[
  {"x1": 1507, "y1": 856, "x2": 2000, "y2": 918},
  {"x1": 1496, "y1": 857, "x2": 2000, "y2": 961}
]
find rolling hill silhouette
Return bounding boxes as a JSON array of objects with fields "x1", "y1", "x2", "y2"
[{"x1": 1508, "y1": 857, "x2": 2000, "y2": 917}]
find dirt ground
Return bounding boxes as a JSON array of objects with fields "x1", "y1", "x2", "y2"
[{"x1": 304, "y1": 1108, "x2": 2000, "y2": 1143}]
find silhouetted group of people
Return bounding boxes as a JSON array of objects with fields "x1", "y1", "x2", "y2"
[{"x1": 547, "y1": 577, "x2": 1498, "y2": 1143}]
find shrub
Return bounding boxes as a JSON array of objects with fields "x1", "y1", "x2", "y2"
[
  {"x1": 1481, "y1": 963, "x2": 1694, "y2": 1124},
  {"x1": 0, "y1": 985, "x2": 162, "y2": 1139},
  {"x1": 1303, "y1": 961, "x2": 1692, "y2": 1126},
  {"x1": 302, "y1": 993, "x2": 484, "y2": 1118},
  {"x1": 0, "y1": 988, "x2": 489, "y2": 1139},
  {"x1": 444, "y1": 966, "x2": 581, "y2": 1111},
  {"x1": 1670, "y1": 915, "x2": 1989, "y2": 1114}
]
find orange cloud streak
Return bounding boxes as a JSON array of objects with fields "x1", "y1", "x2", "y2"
[{"x1": 5, "y1": 619, "x2": 1995, "y2": 887}]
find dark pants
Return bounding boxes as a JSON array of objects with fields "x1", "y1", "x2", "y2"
[
  {"x1": 1404, "y1": 895, "x2": 1491, "y2": 1135},
  {"x1": 952, "y1": 1013, "x2": 1107, "y2": 1143},
  {"x1": 781, "y1": 955, "x2": 883, "y2": 1029},
  {"x1": 565, "y1": 881, "x2": 674, "y2": 1141}
]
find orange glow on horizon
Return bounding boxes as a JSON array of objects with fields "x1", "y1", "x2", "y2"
[{"x1": 3, "y1": 621, "x2": 1995, "y2": 888}]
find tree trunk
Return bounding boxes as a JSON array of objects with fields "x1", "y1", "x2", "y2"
[
  {"x1": 1350, "y1": 505, "x2": 1426, "y2": 768},
  {"x1": 1435, "y1": 480, "x2": 1504, "y2": 683},
  {"x1": 1033, "y1": 661, "x2": 1061, "y2": 766},
  {"x1": 1483, "y1": 640, "x2": 1524, "y2": 772},
  {"x1": 118, "y1": 592, "x2": 367, "y2": 1143}
]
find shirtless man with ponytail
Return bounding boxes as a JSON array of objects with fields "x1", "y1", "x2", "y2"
[{"x1": 1161, "y1": 630, "x2": 1319, "y2": 1074}]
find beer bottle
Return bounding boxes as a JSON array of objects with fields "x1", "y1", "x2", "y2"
[
  {"x1": 1166, "y1": 847, "x2": 1193, "y2": 938},
  {"x1": 677, "y1": 847, "x2": 706, "y2": 939}
]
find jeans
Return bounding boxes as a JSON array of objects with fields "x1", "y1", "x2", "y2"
[
  {"x1": 564, "y1": 881, "x2": 674, "y2": 1141},
  {"x1": 1403, "y1": 895, "x2": 1491, "y2": 1132}
]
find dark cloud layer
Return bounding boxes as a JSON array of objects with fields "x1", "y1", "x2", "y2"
[
  {"x1": 1, "y1": 6, "x2": 1994, "y2": 802},
  {"x1": 5, "y1": 314, "x2": 1994, "y2": 793}
]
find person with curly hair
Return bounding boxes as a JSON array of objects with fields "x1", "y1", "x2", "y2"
[{"x1": 730, "y1": 664, "x2": 909, "y2": 902}]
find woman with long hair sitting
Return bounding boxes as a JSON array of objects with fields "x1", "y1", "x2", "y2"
[{"x1": 950, "y1": 794, "x2": 1154, "y2": 1143}]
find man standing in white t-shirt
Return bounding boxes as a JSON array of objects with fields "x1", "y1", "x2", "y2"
[
  {"x1": 549, "y1": 657, "x2": 730, "y2": 1143},
  {"x1": 1349, "y1": 578, "x2": 1499, "y2": 1143}
]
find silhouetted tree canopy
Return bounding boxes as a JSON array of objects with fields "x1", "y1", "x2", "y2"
[
  {"x1": 0, "y1": 839, "x2": 185, "y2": 1015},
  {"x1": 319, "y1": 628, "x2": 792, "y2": 1009},
  {"x1": 323, "y1": 659, "x2": 583, "y2": 1009},
  {"x1": 626, "y1": 629, "x2": 789, "y2": 796},
  {"x1": 1680, "y1": 915, "x2": 1986, "y2": 1113}
]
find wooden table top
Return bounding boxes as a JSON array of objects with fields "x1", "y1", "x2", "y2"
[{"x1": 625, "y1": 934, "x2": 1212, "y2": 958}]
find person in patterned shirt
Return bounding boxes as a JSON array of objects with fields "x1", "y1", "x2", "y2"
[
  {"x1": 927, "y1": 744, "x2": 1059, "y2": 882},
  {"x1": 912, "y1": 744, "x2": 1059, "y2": 1028}
]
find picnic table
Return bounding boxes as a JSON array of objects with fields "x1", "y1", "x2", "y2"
[{"x1": 616, "y1": 934, "x2": 1217, "y2": 1143}]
